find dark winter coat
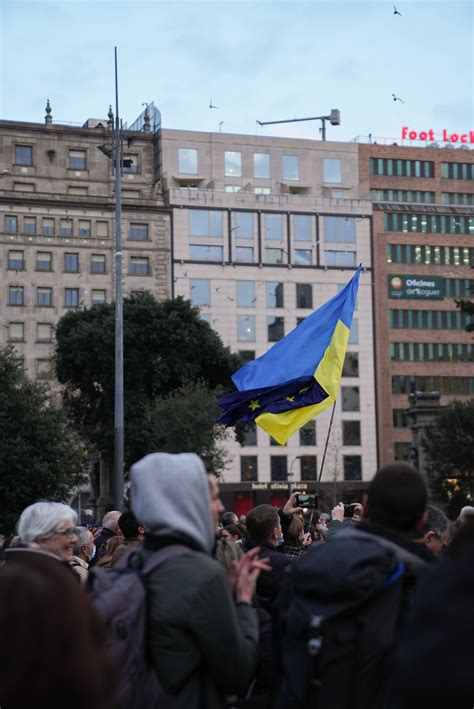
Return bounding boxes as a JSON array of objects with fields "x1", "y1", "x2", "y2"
[
  {"x1": 242, "y1": 540, "x2": 292, "y2": 620},
  {"x1": 142, "y1": 538, "x2": 259, "y2": 709}
]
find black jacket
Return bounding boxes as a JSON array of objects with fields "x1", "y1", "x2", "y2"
[
  {"x1": 387, "y1": 529, "x2": 474, "y2": 709},
  {"x1": 242, "y1": 539, "x2": 292, "y2": 619}
]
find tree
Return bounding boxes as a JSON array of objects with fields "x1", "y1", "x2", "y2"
[
  {"x1": 423, "y1": 400, "x2": 474, "y2": 517},
  {"x1": 54, "y1": 294, "x2": 241, "y2": 471},
  {"x1": 0, "y1": 346, "x2": 84, "y2": 536},
  {"x1": 456, "y1": 297, "x2": 474, "y2": 333}
]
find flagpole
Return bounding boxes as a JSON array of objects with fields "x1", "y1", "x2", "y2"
[{"x1": 317, "y1": 401, "x2": 336, "y2": 485}]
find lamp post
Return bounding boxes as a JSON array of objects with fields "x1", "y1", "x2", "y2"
[
  {"x1": 288, "y1": 456, "x2": 301, "y2": 494},
  {"x1": 113, "y1": 47, "x2": 124, "y2": 510}
]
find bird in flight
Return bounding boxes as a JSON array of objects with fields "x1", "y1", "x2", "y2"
[
  {"x1": 209, "y1": 97, "x2": 220, "y2": 109},
  {"x1": 393, "y1": 5, "x2": 402, "y2": 15},
  {"x1": 392, "y1": 93, "x2": 405, "y2": 103}
]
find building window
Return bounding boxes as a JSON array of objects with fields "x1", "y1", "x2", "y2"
[
  {"x1": 300, "y1": 421, "x2": 316, "y2": 446},
  {"x1": 37, "y1": 323, "x2": 53, "y2": 342},
  {"x1": 64, "y1": 253, "x2": 79, "y2": 273},
  {"x1": 36, "y1": 359, "x2": 52, "y2": 380},
  {"x1": 129, "y1": 256, "x2": 149, "y2": 275},
  {"x1": 238, "y1": 350, "x2": 255, "y2": 364},
  {"x1": 237, "y1": 315, "x2": 256, "y2": 342},
  {"x1": 254, "y1": 187, "x2": 271, "y2": 195},
  {"x1": 342, "y1": 352, "x2": 359, "y2": 377},
  {"x1": 394, "y1": 443, "x2": 411, "y2": 461},
  {"x1": 96, "y1": 221, "x2": 109, "y2": 238},
  {"x1": 384, "y1": 212, "x2": 474, "y2": 235},
  {"x1": 178, "y1": 148, "x2": 198, "y2": 174},
  {"x1": 301, "y1": 455, "x2": 317, "y2": 480},
  {"x1": 296, "y1": 283, "x2": 312, "y2": 309},
  {"x1": 190, "y1": 279, "x2": 210, "y2": 307},
  {"x1": 253, "y1": 153, "x2": 270, "y2": 179},
  {"x1": 36, "y1": 252, "x2": 52, "y2": 271},
  {"x1": 189, "y1": 244, "x2": 223, "y2": 261},
  {"x1": 324, "y1": 250, "x2": 356, "y2": 267},
  {"x1": 266, "y1": 282, "x2": 284, "y2": 308},
  {"x1": 68, "y1": 150, "x2": 86, "y2": 170},
  {"x1": 241, "y1": 455, "x2": 258, "y2": 481},
  {"x1": 79, "y1": 220, "x2": 91, "y2": 237},
  {"x1": 294, "y1": 249, "x2": 312, "y2": 266},
  {"x1": 294, "y1": 214, "x2": 312, "y2": 241},
  {"x1": 282, "y1": 155, "x2": 299, "y2": 181},
  {"x1": 241, "y1": 423, "x2": 257, "y2": 447},
  {"x1": 271, "y1": 456, "x2": 288, "y2": 481},
  {"x1": 235, "y1": 246, "x2": 254, "y2": 263},
  {"x1": 91, "y1": 254, "x2": 106, "y2": 273},
  {"x1": 5, "y1": 215, "x2": 18, "y2": 233},
  {"x1": 348, "y1": 318, "x2": 358, "y2": 345},
  {"x1": 8, "y1": 322, "x2": 24, "y2": 342},
  {"x1": 343, "y1": 455, "x2": 362, "y2": 480},
  {"x1": 36, "y1": 287, "x2": 52, "y2": 307},
  {"x1": 60, "y1": 218, "x2": 73, "y2": 237},
  {"x1": 323, "y1": 158, "x2": 342, "y2": 183},
  {"x1": 236, "y1": 281, "x2": 255, "y2": 307},
  {"x1": 265, "y1": 214, "x2": 284, "y2": 240},
  {"x1": 8, "y1": 286, "x2": 24, "y2": 305},
  {"x1": 23, "y1": 217, "x2": 36, "y2": 234},
  {"x1": 91, "y1": 289, "x2": 106, "y2": 305},
  {"x1": 441, "y1": 162, "x2": 474, "y2": 181},
  {"x1": 189, "y1": 210, "x2": 223, "y2": 237},
  {"x1": 8, "y1": 250, "x2": 24, "y2": 270},
  {"x1": 42, "y1": 218, "x2": 55, "y2": 236},
  {"x1": 123, "y1": 154, "x2": 138, "y2": 173},
  {"x1": 65, "y1": 288, "x2": 79, "y2": 308},
  {"x1": 265, "y1": 248, "x2": 285, "y2": 264},
  {"x1": 225, "y1": 185, "x2": 242, "y2": 193},
  {"x1": 225, "y1": 151, "x2": 242, "y2": 177},
  {"x1": 370, "y1": 158, "x2": 434, "y2": 178},
  {"x1": 234, "y1": 212, "x2": 254, "y2": 239},
  {"x1": 393, "y1": 409, "x2": 409, "y2": 428},
  {"x1": 343, "y1": 420, "x2": 361, "y2": 446},
  {"x1": 267, "y1": 316, "x2": 284, "y2": 341},
  {"x1": 15, "y1": 145, "x2": 32, "y2": 166},
  {"x1": 129, "y1": 223, "x2": 149, "y2": 240},
  {"x1": 342, "y1": 386, "x2": 360, "y2": 411},
  {"x1": 324, "y1": 216, "x2": 356, "y2": 243}
]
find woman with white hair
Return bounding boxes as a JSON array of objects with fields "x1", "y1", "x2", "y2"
[{"x1": 5, "y1": 501, "x2": 78, "y2": 565}]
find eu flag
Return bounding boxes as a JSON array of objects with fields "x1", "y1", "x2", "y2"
[{"x1": 218, "y1": 267, "x2": 361, "y2": 445}]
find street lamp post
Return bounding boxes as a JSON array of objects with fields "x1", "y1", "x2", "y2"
[
  {"x1": 113, "y1": 47, "x2": 124, "y2": 510},
  {"x1": 288, "y1": 456, "x2": 301, "y2": 494}
]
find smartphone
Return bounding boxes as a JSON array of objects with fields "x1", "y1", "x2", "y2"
[
  {"x1": 297, "y1": 494, "x2": 318, "y2": 508},
  {"x1": 344, "y1": 504, "x2": 354, "y2": 518}
]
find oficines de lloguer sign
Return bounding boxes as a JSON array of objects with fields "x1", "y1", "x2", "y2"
[
  {"x1": 402, "y1": 126, "x2": 474, "y2": 144},
  {"x1": 388, "y1": 274, "x2": 445, "y2": 300}
]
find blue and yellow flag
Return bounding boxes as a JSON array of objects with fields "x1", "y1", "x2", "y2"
[{"x1": 218, "y1": 267, "x2": 360, "y2": 445}]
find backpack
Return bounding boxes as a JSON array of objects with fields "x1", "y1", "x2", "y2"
[
  {"x1": 89, "y1": 544, "x2": 189, "y2": 709},
  {"x1": 276, "y1": 530, "x2": 406, "y2": 709}
]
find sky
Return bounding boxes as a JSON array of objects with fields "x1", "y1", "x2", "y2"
[{"x1": 0, "y1": 0, "x2": 473, "y2": 144}]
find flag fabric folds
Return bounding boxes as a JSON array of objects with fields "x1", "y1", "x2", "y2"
[{"x1": 218, "y1": 267, "x2": 361, "y2": 445}]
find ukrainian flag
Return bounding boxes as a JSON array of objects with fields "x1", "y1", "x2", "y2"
[{"x1": 218, "y1": 267, "x2": 361, "y2": 445}]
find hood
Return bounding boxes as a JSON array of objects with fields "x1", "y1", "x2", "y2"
[{"x1": 130, "y1": 452, "x2": 214, "y2": 555}]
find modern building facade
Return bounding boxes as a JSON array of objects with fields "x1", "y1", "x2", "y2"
[
  {"x1": 160, "y1": 129, "x2": 377, "y2": 513},
  {"x1": 358, "y1": 142, "x2": 474, "y2": 467}
]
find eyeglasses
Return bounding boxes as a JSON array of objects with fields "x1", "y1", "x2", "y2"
[{"x1": 54, "y1": 527, "x2": 77, "y2": 538}]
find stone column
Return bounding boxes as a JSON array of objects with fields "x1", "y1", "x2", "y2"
[{"x1": 406, "y1": 391, "x2": 444, "y2": 489}]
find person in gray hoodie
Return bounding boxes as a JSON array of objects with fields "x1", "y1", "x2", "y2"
[{"x1": 131, "y1": 451, "x2": 269, "y2": 709}]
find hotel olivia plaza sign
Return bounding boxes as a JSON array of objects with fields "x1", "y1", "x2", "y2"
[{"x1": 401, "y1": 126, "x2": 474, "y2": 144}]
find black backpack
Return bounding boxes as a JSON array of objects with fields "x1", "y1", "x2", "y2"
[{"x1": 276, "y1": 529, "x2": 405, "y2": 709}]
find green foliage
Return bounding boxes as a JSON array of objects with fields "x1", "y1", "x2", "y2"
[
  {"x1": 0, "y1": 346, "x2": 84, "y2": 536},
  {"x1": 455, "y1": 297, "x2": 474, "y2": 333},
  {"x1": 54, "y1": 294, "x2": 241, "y2": 469},
  {"x1": 423, "y1": 399, "x2": 474, "y2": 517}
]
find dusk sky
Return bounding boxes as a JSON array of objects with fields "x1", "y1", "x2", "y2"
[{"x1": 0, "y1": 0, "x2": 472, "y2": 144}]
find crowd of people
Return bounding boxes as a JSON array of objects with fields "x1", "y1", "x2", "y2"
[{"x1": 1, "y1": 455, "x2": 473, "y2": 708}]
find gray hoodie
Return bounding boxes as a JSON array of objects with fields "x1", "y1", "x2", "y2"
[{"x1": 130, "y1": 452, "x2": 215, "y2": 555}]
